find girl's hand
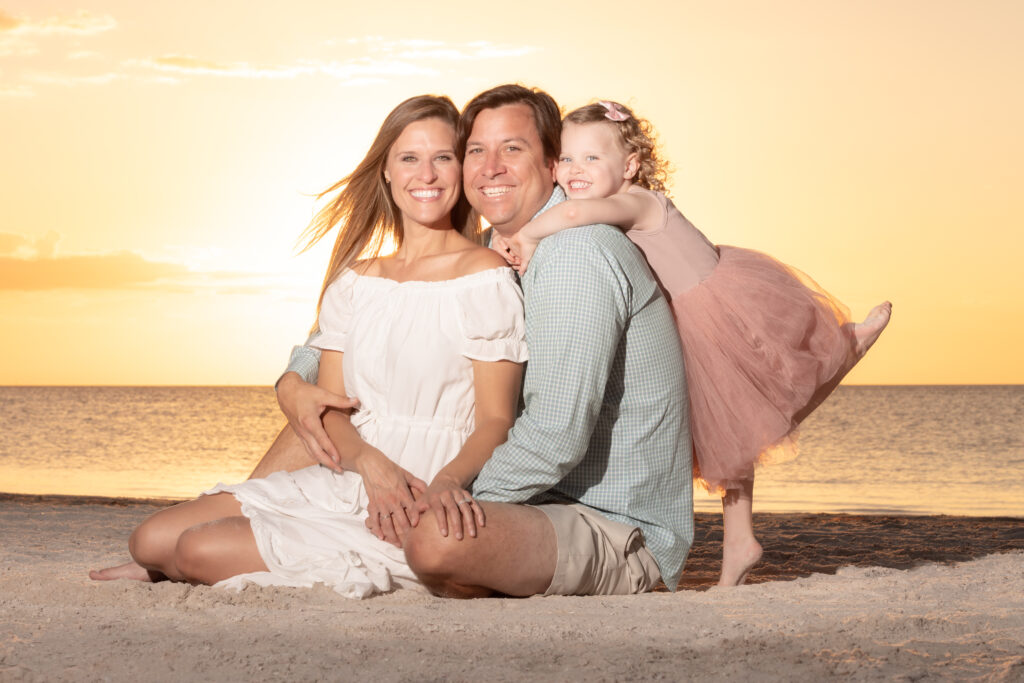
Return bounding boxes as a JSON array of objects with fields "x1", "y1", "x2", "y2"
[
  {"x1": 357, "y1": 447, "x2": 427, "y2": 547},
  {"x1": 416, "y1": 473, "x2": 485, "y2": 541},
  {"x1": 515, "y1": 236, "x2": 539, "y2": 275},
  {"x1": 489, "y1": 231, "x2": 522, "y2": 271}
]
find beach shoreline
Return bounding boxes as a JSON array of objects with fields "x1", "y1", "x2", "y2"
[{"x1": 1, "y1": 494, "x2": 1022, "y2": 680}]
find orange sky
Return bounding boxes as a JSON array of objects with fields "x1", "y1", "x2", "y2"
[{"x1": 1, "y1": 1, "x2": 1022, "y2": 385}]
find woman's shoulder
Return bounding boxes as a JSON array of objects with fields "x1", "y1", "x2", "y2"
[{"x1": 454, "y1": 245, "x2": 509, "y2": 277}]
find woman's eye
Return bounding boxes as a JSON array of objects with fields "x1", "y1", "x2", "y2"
[
  {"x1": 436, "y1": 154, "x2": 453, "y2": 162},
  {"x1": 401, "y1": 155, "x2": 417, "y2": 163}
]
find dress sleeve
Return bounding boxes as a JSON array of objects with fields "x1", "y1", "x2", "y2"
[
  {"x1": 310, "y1": 270, "x2": 357, "y2": 353},
  {"x1": 455, "y1": 269, "x2": 528, "y2": 363}
]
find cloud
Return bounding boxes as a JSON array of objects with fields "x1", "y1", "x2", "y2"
[
  {"x1": 136, "y1": 55, "x2": 316, "y2": 80},
  {"x1": 0, "y1": 9, "x2": 117, "y2": 36},
  {"x1": 0, "y1": 231, "x2": 58, "y2": 258},
  {"x1": 1, "y1": 9, "x2": 115, "y2": 67},
  {"x1": 0, "y1": 232, "x2": 289, "y2": 293},
  {"x1": 0, "y1": 252, "x2": 193, "y2": 291}
]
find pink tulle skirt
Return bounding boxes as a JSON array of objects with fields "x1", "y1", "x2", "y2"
[{"x1": 671, "y1": 246, "x2": 856, "y2": 493}]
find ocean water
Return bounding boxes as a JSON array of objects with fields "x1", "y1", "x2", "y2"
[{"x1": 0, "y1": 385, "x2": 1021, "y2": 517}]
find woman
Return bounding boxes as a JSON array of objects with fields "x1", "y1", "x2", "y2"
[{"x1": 97, "y1": 95, "x2": 526, "y2": 598}]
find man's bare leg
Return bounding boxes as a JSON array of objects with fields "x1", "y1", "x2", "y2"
[
  {"x1": 90, "y1": 425, "x2": 313, "y2": 582},
  {"x1": 248, "y1": 423, "x2": 317, "y2": 479},
  {"x1": 403, "y1": 501, "x2": 557, "y2": 598}
]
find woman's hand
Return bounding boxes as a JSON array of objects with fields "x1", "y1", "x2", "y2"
[
  {"x1": 356, "y1": 446, "x2": 427, "y2": 547},
  {"x1": 416, "y1": 473, "x2": 485, "y2": 541}
]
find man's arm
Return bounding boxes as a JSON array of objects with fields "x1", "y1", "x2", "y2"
[{"x1": 472, "y1": 230, "x2": 627, "y2": 502}]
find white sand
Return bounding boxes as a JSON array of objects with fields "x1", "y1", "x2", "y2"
[{"x1": 1, "y1": 498, "x2": 1022, "y2": 681}]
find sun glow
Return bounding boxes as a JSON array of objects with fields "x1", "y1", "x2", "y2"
[{"x1": 1, "y1": 1, "x2": 1021, "y2": 385}]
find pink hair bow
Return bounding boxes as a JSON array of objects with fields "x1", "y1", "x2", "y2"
[{"x1": 599, "y1": 100, "x2": 630, "y2": 122}]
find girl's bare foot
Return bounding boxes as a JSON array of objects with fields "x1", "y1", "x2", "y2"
[
  {"x1": 89, "y1": 560, "x2": 156, "y2": 582},
  {"x1": 854, "y1": 301, "x2": 892, "y2": 358},
  {"x1": 718, "y1": 536, "x2": 763, "y2": 587}
]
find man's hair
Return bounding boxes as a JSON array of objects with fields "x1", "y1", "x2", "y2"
[{"x1": 459, "y1": 84, "x2": 562, "y2": 163}]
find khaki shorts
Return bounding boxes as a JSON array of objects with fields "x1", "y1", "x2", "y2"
[{"x1": 535, "y1": 503, "x2": 662, "y2": 596}]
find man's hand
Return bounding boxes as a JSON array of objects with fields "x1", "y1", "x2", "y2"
[
  {"x1": 416, "y1": 473, "x2": 485, "y2": 542},
  {"x1": 276, "y1": 372, "x2": 359, "y2": 472}
]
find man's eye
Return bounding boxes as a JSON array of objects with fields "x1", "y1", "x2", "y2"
[
  {"x1": 505, "y1": 145, "x2": 520, "y2": 152},
  {"x1": 466, "y1": 147, "x2": 482, "y2": 155}
]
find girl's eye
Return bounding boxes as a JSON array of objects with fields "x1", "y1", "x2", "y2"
[
  {"x1": 586, "y1": 155, "x2": 599, "y2": 162},
  {"x1": 559, "y1": 157, "x2": 572, "y2": 163}
]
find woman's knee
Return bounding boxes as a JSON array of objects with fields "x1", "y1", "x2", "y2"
[
  {"x1": 173, "y1": 526, "x2": 219, "y2": 583},
  {"x1": 128, "y1": 516, "x2": 175, "y2": 569}
]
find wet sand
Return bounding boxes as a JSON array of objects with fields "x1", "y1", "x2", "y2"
[{"x1": 1, "y1": 493, "x2": 1022, "y2": 681}]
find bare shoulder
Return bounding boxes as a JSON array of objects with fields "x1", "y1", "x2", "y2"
[{"x1": 455, "y1": 245, "x2": 508, "y2": 276}]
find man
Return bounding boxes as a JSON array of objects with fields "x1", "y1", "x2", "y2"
[
  {"x1": 94, "y1": 85, "x2": 693, "y2": 594},
  {"x1": 283, "y1": 85, "x2": 692, "y2": 595}
]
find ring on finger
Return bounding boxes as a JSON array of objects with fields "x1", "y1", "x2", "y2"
[{"x1": 456, "y1": 498, "x2": 473, "y2": 506}]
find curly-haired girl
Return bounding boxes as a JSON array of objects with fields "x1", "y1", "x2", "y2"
[{"x1": 497, "y1": 100, "x2": 892, "y2": 586}]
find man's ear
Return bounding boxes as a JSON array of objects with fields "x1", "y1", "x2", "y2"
[
  {"x1": 548, "y1": 158, "x2": 558, "y2": 182},
  {"x1": 624, "y1": 153, "x2": 640, "y2": 182}
]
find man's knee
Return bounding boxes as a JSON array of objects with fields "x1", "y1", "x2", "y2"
[{"x1": 404, "y1": 516, "x2": 489, "y2": 598}]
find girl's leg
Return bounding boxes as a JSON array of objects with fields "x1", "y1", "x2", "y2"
[
  {"x1": 719, "y1": 478, "x2": 763, "y2": 587},
  {"x1": 109, "y1": 493, "x2": 246, "y2": 581},
  {"x1": 852, "y1": 301, "x2": 892, "y2": 357}
]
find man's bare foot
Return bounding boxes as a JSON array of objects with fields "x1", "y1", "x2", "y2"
[
  {"x1": 89, "y1": 560, "x2": 156, "y2": 582},
  {"x1": 718, "y1": 537, "x2": 763, "y2": 587},
  {"x1": 853, "y1": 301, "x2": 892, "y2": 358}
]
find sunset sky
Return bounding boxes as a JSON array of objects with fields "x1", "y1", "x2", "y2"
[{"x1": 2, "y1": 1, "x2": 1021, "y2": 385}]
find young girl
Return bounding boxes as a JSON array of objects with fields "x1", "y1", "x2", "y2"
[{"x1": 496, "y1": 100, "x2": 891, "y2": 587}]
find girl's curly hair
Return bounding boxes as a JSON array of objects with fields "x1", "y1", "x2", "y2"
[{"x1": 563, "y1": 101, "x2": 671, "y2": 195}]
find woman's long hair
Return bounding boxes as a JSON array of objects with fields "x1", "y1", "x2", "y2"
[{"x1": 300, "y1": 95, "x2": 480, "y2": 320}]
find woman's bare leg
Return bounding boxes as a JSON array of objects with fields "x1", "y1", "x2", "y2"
[
  {"x1": 90, "y1": 492, "x2": 247, "y2": 582},
  {"x1": 90, "y1": 424, "x2": 310, "y2": 582},
  {"x1": 719, "y1": 478, "x2": 762, "y2": 587}
]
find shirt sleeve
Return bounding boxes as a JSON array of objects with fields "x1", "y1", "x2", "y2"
[
  {"x1": 276, "y1": 334, "x2": 322, "y2": 387},
  {"x1": 310, "y1": 270, "x2": 356, "y2": 353},
  {"x1": 472, "y1": 231, "x2": 629, "y2": 502},
  {"x1": 455, "y1": 269, "x2": 528, "y2": 363}
]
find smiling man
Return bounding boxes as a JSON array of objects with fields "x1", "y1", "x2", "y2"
[{"x1": 395, "y1": 84, "x2": 693, "y2": 596}]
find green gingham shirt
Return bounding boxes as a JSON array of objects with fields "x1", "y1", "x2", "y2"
[
  {"x1": 282, "y1": 188, "x2": 694, "y2": 590},
  {"x1": 471, "y1": 187, "x2": 693, "y2": 590}
]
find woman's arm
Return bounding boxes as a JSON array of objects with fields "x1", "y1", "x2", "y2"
[
  {"x1": 318, "y1": 349, "x2": 428, "y2": 546},
  {"x1": 418, "y1": 358, "x2": 523, "y2": 541},
  {"x1": 512, "y1": 191, "x2": 662, "y2": 273}
]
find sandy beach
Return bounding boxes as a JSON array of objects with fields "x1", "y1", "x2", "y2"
[{"x1": 1, "y1": 494, "x2": 1022, "y2": 681}]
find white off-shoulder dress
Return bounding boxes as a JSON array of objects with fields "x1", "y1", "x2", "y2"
[{"x1": 207, "y1": 267, "x2": 527, "y2": 598}]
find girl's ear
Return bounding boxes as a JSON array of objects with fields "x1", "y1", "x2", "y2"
[{"x1": 624, "y1": 153, "x2": 640, "y2": 181}]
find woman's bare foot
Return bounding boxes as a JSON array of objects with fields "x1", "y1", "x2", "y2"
[
  {"x1": 89, "y1": 560, "x2": 156, "y2": 582},
  {"x1": 718, "y1": 537, "x2": 763, "y2": 587},
  {"x1": 854, "y1": 301, "x2": 892, "y2": 357}
]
